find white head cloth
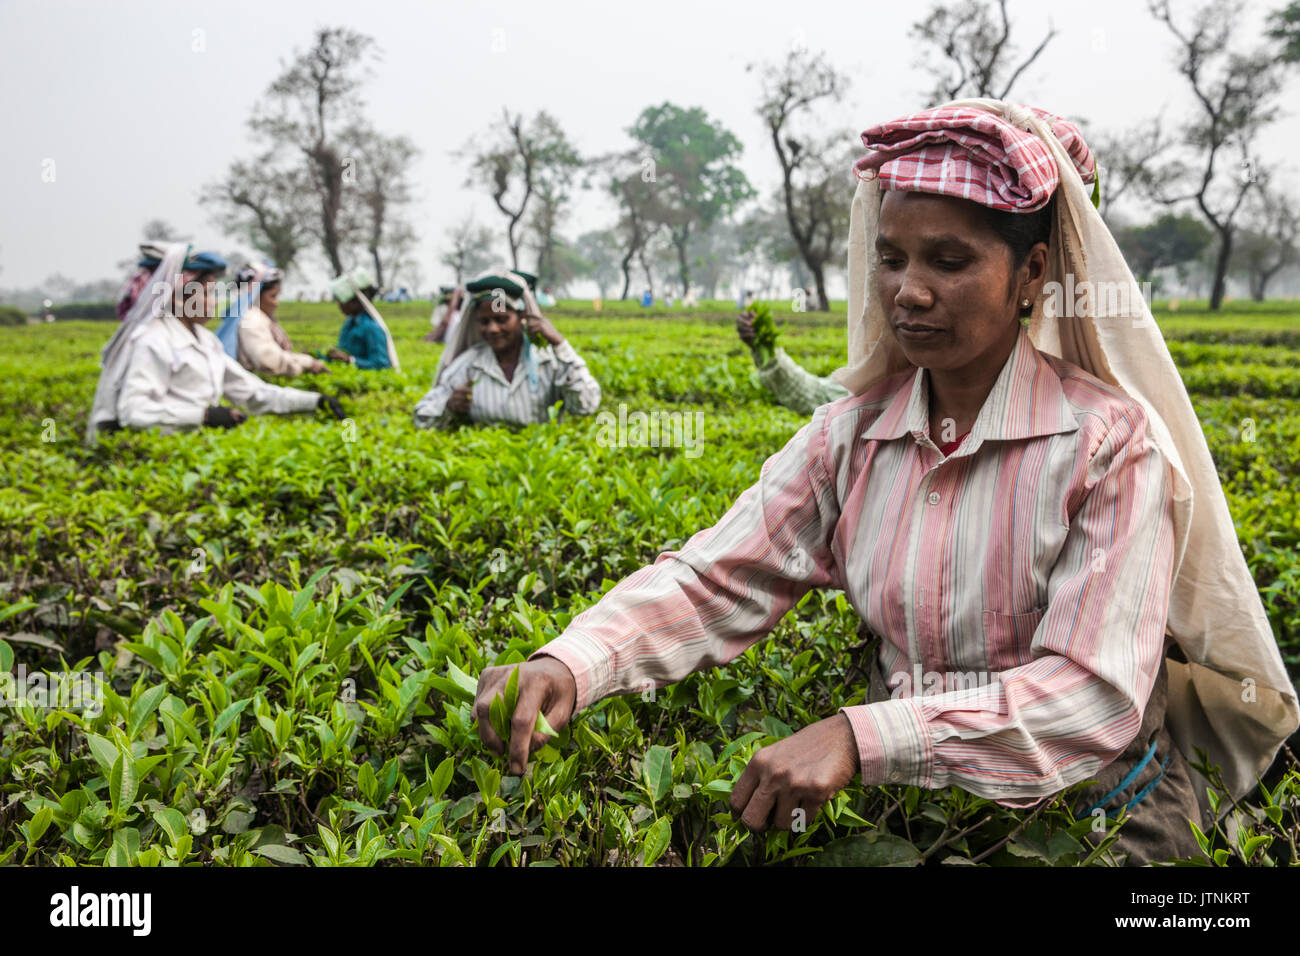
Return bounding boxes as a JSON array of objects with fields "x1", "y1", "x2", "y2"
[
  {"x1": 834, "y1": 97, "x2": 1298, "y2": 814},
  {"x1": 85, "y1": 241, "x2": 190, "y2": 443}
]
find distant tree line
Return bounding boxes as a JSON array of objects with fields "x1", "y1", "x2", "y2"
[{"x1": 5, "y1": 2, "x2": 1300, "y2": 310}]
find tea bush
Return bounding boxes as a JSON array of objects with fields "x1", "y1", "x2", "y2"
[{"x1": 1, "y1": 303, "x2": 1297, "y2": 867}]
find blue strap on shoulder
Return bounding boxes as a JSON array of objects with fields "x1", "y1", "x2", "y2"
[
  {"x1": 1081, "y1": 740, "x2": 1166, "y2": 819},
  {"x1": 521, "y1": 335, "x2": 540, "y2": 390},
  {"x1": 214, "y1": 291, "x2": 253, "y2": 359},
  {"x1": 1120, "y1": 753, "x2": 1171, "y2": 814}
]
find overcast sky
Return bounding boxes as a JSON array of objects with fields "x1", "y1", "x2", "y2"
[{"x1": 1, "y1": 0, "x2": 1295, "y2": 292}]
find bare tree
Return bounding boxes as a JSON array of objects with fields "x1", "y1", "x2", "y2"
[
  {"x1": 740, "y1": 200, "x2": 804, "y2": 297},
  {"x1": 751, "y1": 49, "x2": 856, "y2": 311},
  {"x1": 911, "y1": 0, "x2": 1056, "y2": 103},
  {"x1": 526, "y1": 140, "x2": 582, "y2": 287},
  {"x1": 141, "y1": 219, "x2": 183, "y2": 242},
  {"x1": 602, "y1": 155, "x2": 666, "y2": 299},
  {"x1": 1231, "y1": 178, "x2": 1299, "y2": 300},
  {"x1": 1080, "y1": 118, "x2": 1175, "y2": 224},
  {"x1": 440, "y1": 219, "x2": 496, "y2": 284},
  {"x1": 343, "y1": 127, "x2": 419, "y2": 289},
  {"x1": 250, "y1": 27, "x2": 377, "y2": 276},
  {"x1": 575, "y1": 230, "x2": 622, "y2": 298},
  {"x1": 202, "y1": 155, "x2": 314, "y2": 273},
  {"x1": 463, "y1": 110, "x2": 578, "y2": 271},
  {"x1": 1146, "y1": 0, "x2": 1291, "y2": 309}
]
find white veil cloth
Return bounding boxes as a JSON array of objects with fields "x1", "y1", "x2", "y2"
[
  {"x1": 356, "y1": 289, "x2": 401, "y2": 373},
  {"x1": 85, "y1": 241, "x2": 190, "y2": 443},
  {"x1": 833, "y1": 98, "x2": 1298, "y2": 814}
]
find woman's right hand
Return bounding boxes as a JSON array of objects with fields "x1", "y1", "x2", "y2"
[
  {"x1": 203, "y1": 406, "x2": 246, "y2": 428},
  {"x1": 447, "y1": 383, "x2": 473, "y2": 415},
  {"x1": 736, "y1": 310, "x2": 756, "y2": 345},
  {"x1": 474, "y1": 657, "x2": 578, "y2": 774}
]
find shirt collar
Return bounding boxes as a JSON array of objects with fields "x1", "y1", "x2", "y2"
[
  {"x1": 160, "y1": 311, "x2": 210, "y2": 353},
  {"x1": 466, "y1": 341, "x2": 553, "y2": 389},
  {"x1": 863, "y1": 324, "x2": 1080, "y2": 452}
]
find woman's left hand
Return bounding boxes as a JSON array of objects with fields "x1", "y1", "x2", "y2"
[
  {"x1": 730, "y1": 713, "x2": 860, "y2": 831},
  {"x1": 524, "y1": 311, "x2": 563, "y2": 347}
]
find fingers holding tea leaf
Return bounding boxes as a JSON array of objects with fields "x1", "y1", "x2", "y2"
[
  {"x1": 535, "y1": 710, "x2": 558, "y2": 739},
  {"x1": 488, "y1": 692, "x2": 511, "y2": 746},
  {"x1": 503, "y1": 665, "x2": 520, "y2": 714},
  {"x1": 772, "y1": 791, "x2": 802, "y2": 833},
  {"x1": 508, "y1": 677, "x2": 550, "y2": 774},
  {"x1": 738, "y1": 778, "x2": 779, "y2": 832},
  {"x1": 472, "y1": 666, "x2": 508, "y2": 755}
]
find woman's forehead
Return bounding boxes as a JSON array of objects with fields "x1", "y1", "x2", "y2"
[
  {"x1": 878, "y1": 192, "x2": 991, "y2": 243},
  {"x1": 474, "y1": 300, "x2": 516, "y2": 318}
]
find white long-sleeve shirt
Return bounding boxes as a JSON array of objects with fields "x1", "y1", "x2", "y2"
[
  {"x1": 237, "y1": 306, "x2": 319, "y2": 376},
  {"x1": 115, "y1": 313, "x2": 321, "y2": 432},
  {"x1": 413, "y1": 339, "x2": 601, "y2": 430}
]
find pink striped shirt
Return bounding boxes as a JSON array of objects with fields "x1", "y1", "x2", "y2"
[{"x1": 533, "y1": 324, "x2": 1176, "y2": 806}]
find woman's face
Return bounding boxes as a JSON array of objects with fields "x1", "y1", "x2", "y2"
[
  {"x1": 474, "y1": 299, "x2": 523, "y2": 355},
  {"x1": 260, "y1": 282, "x2": 280, "y2": 315},
  {"x1": 174, "y1": 271, "x2": 218, "y2": 324},
  {"x1": 874, "y1": 191, "x2": 1047, "y2": 374}
]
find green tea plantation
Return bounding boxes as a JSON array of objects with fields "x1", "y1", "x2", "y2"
[{"x1": 1, "y1": 300, "x2": 1297, "y2": 867}]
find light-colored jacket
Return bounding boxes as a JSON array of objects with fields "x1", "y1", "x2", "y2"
[
  {"x1": 237, "y1": 306, "x2": 318, "y2": 377},
  {"x1": 115, "y1": 313, "x2": 319, "y2": 433}
]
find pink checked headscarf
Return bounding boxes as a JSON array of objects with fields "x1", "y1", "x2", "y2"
[{"x1": 852, "y1": 105, "x2": 1096, "y2": 212}]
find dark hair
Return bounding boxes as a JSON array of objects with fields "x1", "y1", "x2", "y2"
[{"x1": 977, "y1": 193, "x2": 1055, "y2": 268}]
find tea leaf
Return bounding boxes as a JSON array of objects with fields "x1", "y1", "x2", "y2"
[
  {"x1": 642, "y1": 745, "x2": 673, "y2": 804},
  {"x1": 641, "y1": 817, "x2": 672, "y2": 866}
]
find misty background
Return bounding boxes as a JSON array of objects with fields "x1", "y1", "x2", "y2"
[{"x1": 1, "y1": 0, "x2": 1297, "y2": 308}]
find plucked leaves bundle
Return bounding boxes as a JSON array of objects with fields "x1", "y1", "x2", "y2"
[{"x1": 750, "y1": 301, "x2": 779, "y2": 367}]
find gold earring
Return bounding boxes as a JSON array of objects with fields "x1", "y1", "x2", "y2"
[{"x1": 1021, "y1": 298, "x2": 1031, "y2": 308}]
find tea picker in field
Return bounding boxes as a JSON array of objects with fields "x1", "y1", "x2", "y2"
[
  {"x1": 115, "y1": 242, "x2": 166, "y2": 321},
  {"x1": 736, "y1": 303, "x2": 850, "y2": 416},
  {"x1": 215, "y1": 261, "x2": 328, "y2": 377},
  {"x1": 413, "y1": 269, "x2": 601, "y2": 430},
  {"x1": 85, "y1": 243, "x2": 346, "y2": 441},
  {"x1": 324, "y1": 267, "x2": 401, "y2": 371},
  {"x1": 474, "y1": 102, "x2": 1299, "y2": 865},
  {"x1": 424, "y1": 285, "x2": 465, "y2": 343}
]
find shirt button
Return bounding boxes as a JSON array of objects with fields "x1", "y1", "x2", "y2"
[
  {"x1": 889, "y1": 769, "x2": 902, "y2": 782},
  {"x1": 927, "y1": 491, "x2": 941, "y2": 506}
]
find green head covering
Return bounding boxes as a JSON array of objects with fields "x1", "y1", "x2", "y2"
[
  {"x1": 330, "y1": 266, "x2": 376, "y2": 303},
  {"x1": 465, "y1": 270, "x2": 538, "y2": 310}
]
